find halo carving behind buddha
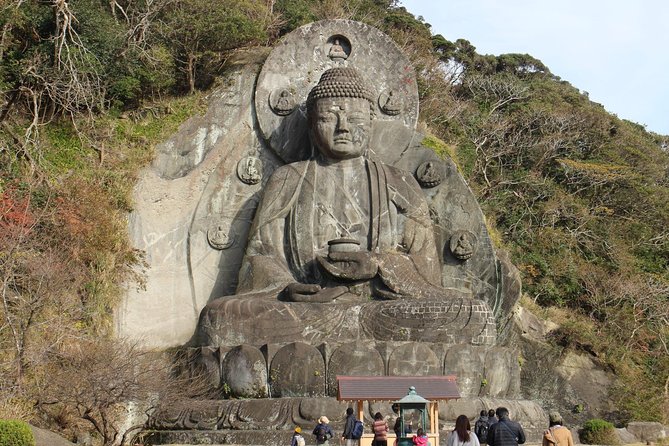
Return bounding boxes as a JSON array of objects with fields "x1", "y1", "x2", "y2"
[{"x1": 255, "y1": 19, "x2": 419, "y2": 164}]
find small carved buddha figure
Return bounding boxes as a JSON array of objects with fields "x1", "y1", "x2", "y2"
[
  {"x1": 196, "y1": 67, "x2": 494, "y2": 346},
  {"x1": 381, "y1": 90, "x2": 401, "y2": 115},
  {"x1": 273, "y1": 89, "x2": 294, "y2": 115},
  {"x1": 328, "y1": 39, "x2": 348, "y2": 61}
]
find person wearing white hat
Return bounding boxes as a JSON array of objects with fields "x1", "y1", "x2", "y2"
[{"x1": 313, "y1": 416, "x2": 334, "y2": 445}]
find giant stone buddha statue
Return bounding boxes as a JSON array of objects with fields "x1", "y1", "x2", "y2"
[
  {"x1": 195, "y1": 66, "x2": 496, "y2": 350},
  {"x1": 129, "y1": 23, "x2": 532, "y2": 439},
  {"x1": 126, "y1": 19, "x2": 532, "y2": 404}
]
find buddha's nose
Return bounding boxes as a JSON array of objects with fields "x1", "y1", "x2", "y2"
[{"x1": 337, "y1": 115, "x2": 350, "y2": 132}]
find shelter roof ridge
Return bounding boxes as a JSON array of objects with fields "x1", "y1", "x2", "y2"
[{"x1": 336, "y1": 375, "x2": 460, "y2": 401}]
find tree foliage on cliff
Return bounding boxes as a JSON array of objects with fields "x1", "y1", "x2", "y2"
[
  {"x1": 1, "y1": 0, "x2": 667, "y2": 437},
  {"x1": 402, "y1": 16, "x2": 669, "y2": 425}
]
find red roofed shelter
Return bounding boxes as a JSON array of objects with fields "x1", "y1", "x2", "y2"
[{"x1": 337, "y1": 376, "x2": 461, "y2": 446}]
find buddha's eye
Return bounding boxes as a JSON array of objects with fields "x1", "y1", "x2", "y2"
[
  {"x1": 349, "y1": 115, "x2": 368, "y2": 124},
  {"x1": 318, "y1": 113, "x2": 336, "y2": 123}
]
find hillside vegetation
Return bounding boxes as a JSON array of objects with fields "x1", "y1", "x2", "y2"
[{"x1": 1, "y1": 0, "x2": 667, "y2": 443}]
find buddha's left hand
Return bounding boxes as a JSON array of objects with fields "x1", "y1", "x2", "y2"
[{"x1": 317, "y1": 251, "x2": 378, "y2": 281}]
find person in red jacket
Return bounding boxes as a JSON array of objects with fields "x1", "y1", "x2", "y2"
[{"x1": 412, "y1": 428, "x2": 429, "y2": 446}]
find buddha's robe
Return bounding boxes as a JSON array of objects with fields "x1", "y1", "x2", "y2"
[
  {"x1": 235, "y1": 156, "x2": 448, "y2": 300},
  {"x1": 195, "y1": 157, "x2": 496, "y2": 347}
]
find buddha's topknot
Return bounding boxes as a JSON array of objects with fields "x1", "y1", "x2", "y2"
[{"x1": 307, "y1": 67, "x2": 375, "y2": 109}]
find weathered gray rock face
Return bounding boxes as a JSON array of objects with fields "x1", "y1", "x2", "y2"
[
  {"x1": 511, "y1": 303, "x2": 617, "y2": 425},
  {"x1": 115, "y1": 50, "x2": 271, "y2": 348},
  {"x1": 616, "y1": 427, "x2": 641, "y2": 444},
  {"x1": 30, "y1": 425, "x2": 76, "y2": 446},
  {"x1": 625, "y1": 422, "x2": 668, "y2": 442}
]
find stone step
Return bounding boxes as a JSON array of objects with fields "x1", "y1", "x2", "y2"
[
  {"x1": 143, "y1": 429, "x2": 293, "y2": 446},
  {"x1": 143, "y1": 428, "x2": 548, "y2": 446}
]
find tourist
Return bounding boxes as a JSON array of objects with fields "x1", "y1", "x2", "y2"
[
  {"x1": 372, "y1": 412, "x2": 389, "y2": 446},
  {"x1": 487, "y1": 409, "x2": 497, "y2": 429},
  {"x1": 291, "y1": 427, "x2": 306, "y2": 446},
  {"x1": 342, "y1": 407, "x2": 359, "y2": 446},
  {"x1": 313, "y1": 416, "x2": 334, "y2": 445},
  {"x1": 394, "y1": 416, "x2": 412, "y2": 437},
  {"x1": 447, "y1": 414, "x2": 480, "y2": 446},
  {"x1": 486, "y1": 407, "x2": 525, "y2": 446},
  {"x1": 475, "y1": 410, "x2": 490, "y2": 444},
  {"x1": 542, "y1": 412, "x2": 574, "y2": 446},
  {"x1": 412, "y1": 428, "x2": 429, "y2": 446}
]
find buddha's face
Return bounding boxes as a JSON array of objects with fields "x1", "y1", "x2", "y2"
[{"x1": 310, "y1": 97, "x2": 372, "y2": 160}]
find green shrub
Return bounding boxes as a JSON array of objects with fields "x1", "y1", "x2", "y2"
[
  {"x1": 580, "y1": 419, "x2": 619, "y2": 445},
  {"x1": 0, "y1": 420, "x2": 35, "y2": 446}
]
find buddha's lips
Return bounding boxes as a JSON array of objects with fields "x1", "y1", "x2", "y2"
[{"x1": 334, "y1": 137, "x2": 351, "y2": 144}]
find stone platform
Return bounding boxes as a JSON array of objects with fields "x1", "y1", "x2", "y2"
[{"x1": 143, "y1": 396, "x2": 548, "y2": 446}]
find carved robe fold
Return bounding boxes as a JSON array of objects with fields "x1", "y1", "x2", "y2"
[{"x1": 236, "y1": 157, "x2": 443, "y2": 299}]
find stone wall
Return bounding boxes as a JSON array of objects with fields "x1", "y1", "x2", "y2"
[{"x1": 115, "y1": 50, "x2": 270, "y2": 348}]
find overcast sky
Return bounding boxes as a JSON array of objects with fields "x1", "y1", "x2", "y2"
[{"x1": 399, "y1": 0, "x2": 669, "y2": 136}]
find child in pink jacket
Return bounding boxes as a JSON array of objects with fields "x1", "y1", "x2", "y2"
[{"x1": 413, "y1": 428, "x2": 429, "y2": 446}]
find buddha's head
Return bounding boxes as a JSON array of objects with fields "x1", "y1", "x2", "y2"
[{"x1": 306, "y1": 67, "x2": 375, "y2": 160}]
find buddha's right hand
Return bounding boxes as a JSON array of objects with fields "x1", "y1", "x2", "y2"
[{"x1": 283, "y1": 283, "x2": 347, "y2": 302}]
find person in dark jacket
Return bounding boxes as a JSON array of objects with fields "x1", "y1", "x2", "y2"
[
  {"x1": 342, "y1": 407, "x2": 359, "y2": 446},
  {"x1": 475, "y1": 410, "x2": 490, "y2": 444},
  {"x1": 314, "y1": 416, "x2": 335, "y2": 445},
  {"x1": 486, "y1": 407, "x2": 526, "y2": 446},
  {"x1": 487, "y1": 410, "x2": 497, "y2": 429}
]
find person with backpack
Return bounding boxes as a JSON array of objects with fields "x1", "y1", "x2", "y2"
[
  {"x1": 292, "y1": 427, "x2": 306, "y2": 446},
  {"x1": 475, "y1": 410, "x2": 490, "y2": 444},
  {"x1": 487, "y1": 410, "x2": 497, "y2": 429},
  {"x1": 342, "y1": 407, "x2": 363, "y2": 446},
  {"x1": 313, "y1": 416, "x2": 334, "y2": 445}
]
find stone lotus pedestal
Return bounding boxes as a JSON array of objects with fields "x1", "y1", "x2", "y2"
[{"x1": 183, "y1": 340, "x2": 519, "y2": 400}]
